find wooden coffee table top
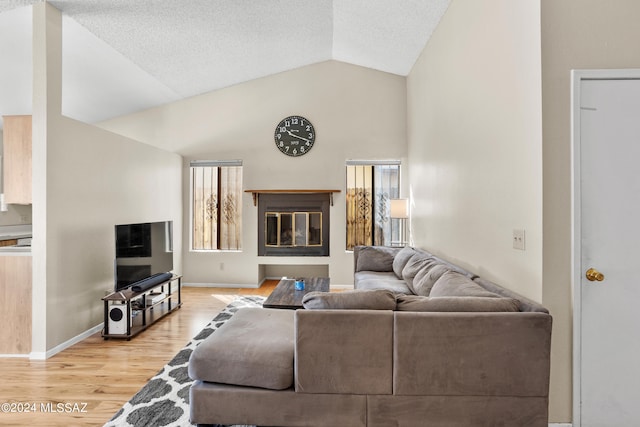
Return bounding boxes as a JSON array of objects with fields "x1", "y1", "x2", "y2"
[{"x1": 263, "y1": 277, "x2": 330, "y2": 310}]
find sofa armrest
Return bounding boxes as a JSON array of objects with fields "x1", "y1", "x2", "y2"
[{"x1": 295, "y1": 309, "x2": 394, "y2": 395}]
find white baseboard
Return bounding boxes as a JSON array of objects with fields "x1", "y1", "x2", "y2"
[
  {"x1": 29, "y1": 323, "x2": 104, "y2": 360},
  {"x1": 0, "y1": 323, "x2": 103, "y2": 360},
  {"x1": 183, "y1": 282, "x2": 260, "y2": 289},
  {"x1": 0, "y1": 353, "x2": 31, "y2": 358},
  {"x1": 550, "y1": 423, "x2": 572, "y2": 427}
]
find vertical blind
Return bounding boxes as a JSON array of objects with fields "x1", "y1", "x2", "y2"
[
  {"x1": 346, "y1": 162, "x2": 400, "y2": 250},
  {"x1": 191, "y1": 161, "x2": 242, "y2": 250}
]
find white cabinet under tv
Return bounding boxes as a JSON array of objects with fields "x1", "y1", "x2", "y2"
[{"x1": 102, "y1": 275, "x2": 182, "y2": 340}]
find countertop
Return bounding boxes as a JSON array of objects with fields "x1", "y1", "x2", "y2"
[
  {"x1": 0, "y1": 224, "x2": 32, "y2": 254},
  {"x1": 0, "y1": 224, "x2": 32, "y2": 240}
]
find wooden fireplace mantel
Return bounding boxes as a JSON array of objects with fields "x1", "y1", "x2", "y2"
[{"x1": 245, "y1": 189, "x2": 341, "y2": 206}]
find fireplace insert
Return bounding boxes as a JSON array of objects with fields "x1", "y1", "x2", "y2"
[{"x1": 258, "y1": 193, "x2": 329, "y2": 256}]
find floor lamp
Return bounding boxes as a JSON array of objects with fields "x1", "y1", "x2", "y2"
[{"x1": 390, "y1": 198, "x2": 409, "y2": 247}]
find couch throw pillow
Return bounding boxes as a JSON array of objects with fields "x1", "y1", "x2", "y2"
[
  {"x1": 412, "y1": 263, "x2": 451, "y2": 296},
  {"x1": 396, "y1": 294, "x2": 521, "y2": 312},
  {"x1": 392, "y1": 246, "x2": 417, "y2": 279},
  {"x1": 356, "y1": 246, "x2": 397, "y2": 272},
  {"x1": 429, "y1": 271, "x2": 501, "y2": 298},
  {"x1": 302, "y1": 289, "x2": 397, "y2": 310}
]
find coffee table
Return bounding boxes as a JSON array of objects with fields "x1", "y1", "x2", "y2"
[{"x1": 263, "y1": 277, "x2": 330, "y2": 309}]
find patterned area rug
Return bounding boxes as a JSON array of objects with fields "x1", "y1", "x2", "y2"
[{"x1": 104, "y1": 295, "x2": 265, "y2": 427}]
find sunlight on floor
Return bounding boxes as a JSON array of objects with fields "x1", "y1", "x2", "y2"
[{"x1": 211, "y1": 294, "x2": 242, "y2": 305}]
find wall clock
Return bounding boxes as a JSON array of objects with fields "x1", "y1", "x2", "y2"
[{"x1": 274, "y1": 115, "x2": 315, "y2": 157}]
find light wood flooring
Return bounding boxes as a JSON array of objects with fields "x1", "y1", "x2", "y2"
[{"x1": 0, "y1": 281, "x2": 278, "y2": 427}]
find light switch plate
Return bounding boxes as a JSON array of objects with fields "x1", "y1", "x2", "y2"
[{"x1": 513, "y1": 229, "x2": 525, "y2": 250}]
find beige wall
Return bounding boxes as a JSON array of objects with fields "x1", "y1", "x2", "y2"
[
  {"x1": 100, "y1": 61, "x2": 408, "y2": 286},
  {"x1": 31, "y1": 3, "x2": 182, "y2": 356},
  {"x1": 541, "y1": 0, "x2": 640, "y2": 422},
  {"x1": 406, "y1": 0, "x2": 551, "y2": 419},
  {"x1": 407, "y1": 0, "x2": 542, "y2": 299}
]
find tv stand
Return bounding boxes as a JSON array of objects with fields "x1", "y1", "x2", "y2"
[{"x1": 102, "y1": 274, "x2": 182, "y2": 340}]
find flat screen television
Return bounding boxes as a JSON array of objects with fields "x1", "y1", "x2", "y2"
[{"x1": 114, "y1": 220, "x2": 174, "y2": 291}]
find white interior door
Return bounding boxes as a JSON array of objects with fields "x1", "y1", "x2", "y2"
[{"x1": 573, "y1": 72, "x2": 640, "y2": 426}]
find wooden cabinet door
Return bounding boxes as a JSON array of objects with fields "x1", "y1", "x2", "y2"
[
  {"x1": 3, "y1": 115, "x2": 32, "y2": 204},
  {"x1": 0, "y1": 255, "x2": 32, "y2": 354}
]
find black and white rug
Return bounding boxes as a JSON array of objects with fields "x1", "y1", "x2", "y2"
[{"x1": 104, "y1": 295, "x2": 265, "y2": 427}]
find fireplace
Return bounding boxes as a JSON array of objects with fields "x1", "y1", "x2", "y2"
[{"x1": 254, "y1": 192, "x2": 333, "y2": 256}]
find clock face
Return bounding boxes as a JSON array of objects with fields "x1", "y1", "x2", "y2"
[{"x1": 274, "y1": 115, "x2": 315, "y2": 157}]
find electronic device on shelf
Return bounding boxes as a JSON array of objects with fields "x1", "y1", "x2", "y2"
[{"x1": 114, "y1": 220, "x2": 174, "y2": 292}]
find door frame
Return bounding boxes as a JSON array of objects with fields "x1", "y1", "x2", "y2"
[{"x1": 570, "y1": 68, "x2": 640, "y2": 426}]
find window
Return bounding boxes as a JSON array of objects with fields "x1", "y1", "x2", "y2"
[
  {"x1": 190, "y1": 160, "x2": 242, "y2": 251},
  {"x1": 346, "y1": 161, "x2": 400, "y2": 250}
]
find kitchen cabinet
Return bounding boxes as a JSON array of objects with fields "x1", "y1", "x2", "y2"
[
  {"x1": 0, "y1": 255, "x2": 31, "y2": 354},
  {"x1": 2, "y1": 115, "x2": 32, "y2": 205}
]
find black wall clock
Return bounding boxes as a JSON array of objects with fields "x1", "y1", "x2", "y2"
[{"x1": 274, "y1": 115, "x2": 315, "y2": 157}]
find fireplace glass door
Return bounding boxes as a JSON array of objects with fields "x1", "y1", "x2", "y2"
[{"x1": 266, "y1": 212, "x2": 322, "y2": 248}]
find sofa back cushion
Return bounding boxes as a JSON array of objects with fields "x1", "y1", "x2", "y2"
[
  {"x1": 392, "y1": 246, "x2": 418, "y2": 278},
  {"x1": 401, "y1": 255, "x2": 435, "y2": 293},
  {"x1": 355, "y1": 246, "x2": 397, "y2": 272},
  {"x1": 429, "y1": 271, "x2": 501, "y2": 298},
  {"x1": 473, "y1": 277, "x2": 549, "y2": 313},
  {"x1": 396, "y1": 295, "x2": 521, "y2": 312},
  {"x1": 302, "y1": 289, "x2": 397, "y2": 310},
  {"x1": 411, "y1": 263, "x2": 451, "y2": 296}
]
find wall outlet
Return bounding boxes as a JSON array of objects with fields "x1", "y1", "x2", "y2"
[
  {"x1": 20, "y1": 214, "x2": 29, "y2": 224},
  {"x1": 513, "y1": 229, "x2": 525, "y2": 250},
  {"x1": 220, "y1": 262, "x2": 225, "y2": 271}
]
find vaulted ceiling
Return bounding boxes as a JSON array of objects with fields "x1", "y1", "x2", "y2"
[{"x1": 0, "y1": 0, "x2": 450, "y2": 128}]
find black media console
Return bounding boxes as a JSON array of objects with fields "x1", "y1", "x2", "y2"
[{"x1": 102, "y1": 274, "x2": 182, "y2": 340}]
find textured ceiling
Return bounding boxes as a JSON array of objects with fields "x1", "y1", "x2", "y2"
[{"x1": 0, "y1": 0, "x2": 450, "y2": 128}]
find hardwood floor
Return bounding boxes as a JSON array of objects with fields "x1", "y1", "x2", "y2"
[{"x1": 0, "y1": 282, "x2": 277, "y2": 427}]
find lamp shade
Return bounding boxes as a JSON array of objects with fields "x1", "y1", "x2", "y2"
[{"x1": 390, "y1": 199, "x2": 409, "y2": 219}]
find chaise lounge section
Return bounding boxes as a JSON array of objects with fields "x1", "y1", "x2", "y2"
[{"x1": 188, "y1": 246, "x2": 552, "y2": 427}]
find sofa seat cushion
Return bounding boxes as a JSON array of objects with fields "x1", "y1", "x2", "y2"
[
  {"x1": 303, "y1": 289, "x2": 397, "y2": 310},
  {"x1": 188, "y1": 307, "x2": 295, "y2": 390},
  {"x1": 354, "y1": 271, "x2": 413, "y2": 294},
  {"x1": 396, "y1": 295, "x2": 521, "y2": 312},
  {"x1": 429, "y1": 271, "x2": 501, "y2": 298}
]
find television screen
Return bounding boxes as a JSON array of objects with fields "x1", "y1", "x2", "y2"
[{"x1": 114, "y1": 221, "x2": 173, "y2": 291}]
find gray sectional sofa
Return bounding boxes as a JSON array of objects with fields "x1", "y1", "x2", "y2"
[
  {"x1": 353, "y1": 245, "x2": 548, "y2": 312},
  {"x1": 188, "y1": 246, "x2": 552, "y2": 427}
]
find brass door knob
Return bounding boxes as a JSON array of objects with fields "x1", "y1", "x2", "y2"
[{"x1": 586, "y1": 268, "x2": 605, "y2": 282}]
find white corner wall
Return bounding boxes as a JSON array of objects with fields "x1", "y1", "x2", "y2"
[
  {"x1": 31, "y1": 3, "x2": 182, "y2": 356},
  {"x1": 541, "y1": 0, "x2": 640, "y2": 422},
  {"x1": 100, "y1": 61, "x2": 408, "y2": 286},
  {"x1": 407, "y1": 0, "x2": 548, "y2": 419},
  {"x1": 407, "y1": 0, "x2": 542, "y2": 301}
]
